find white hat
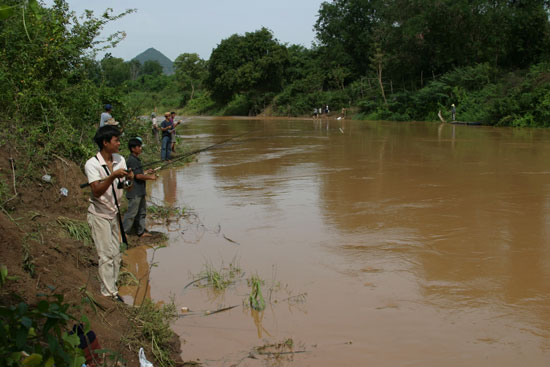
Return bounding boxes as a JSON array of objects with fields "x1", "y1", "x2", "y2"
[{"x1": 105, "y1": 117, "x2": 119, "y2": 126}]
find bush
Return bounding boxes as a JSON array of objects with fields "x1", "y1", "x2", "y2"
[{"x1": 0, "y1": 265, "x2": 87, "y2": 367}]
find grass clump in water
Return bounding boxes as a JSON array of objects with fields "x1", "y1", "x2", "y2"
[
  {"x1": 147, "y1": 204, "x2": 186, "y2": 221},
  {"x1": 248, "y1": 274, "x2": 266, "y2": 311},
  {"x1": 193, "y1": 261, "x2": 242, "y2": 290}
]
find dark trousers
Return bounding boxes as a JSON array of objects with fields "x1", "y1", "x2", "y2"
[
  {"x1": 161, "y1": 135, "x2": 171, "y2": 160},
  {"x1": 123, "y1": 195, "x2": 147, "y2": 236}
]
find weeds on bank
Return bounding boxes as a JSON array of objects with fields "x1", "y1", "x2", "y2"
[
  {"x1": 118, "y1": 270, "x2": 139, "y2": 287},
  {"x1": 57, "y1": 216, "x2": 92, "y2": 246},
  {"x1": 123, "y1": 298, "x2": 178, "y2": 367},
  {"x1": 192, "y1": 261, "x2": 242, "y2": 291},
  {"x1": 0, "y1": 175, "x2": 10, "y2": 206},
  {"x1": 21, "y1": 232, "x2": 39, "y2": 277}
]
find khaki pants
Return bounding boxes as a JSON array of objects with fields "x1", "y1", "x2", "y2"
[{"x1": 87, "y1": 213, "x2": 122, "y2": 297}]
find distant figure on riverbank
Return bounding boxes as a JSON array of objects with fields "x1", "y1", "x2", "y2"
[
  {"x1": 341, "y1": 107, "x2": 346, "y2": 119},
  {"x1": 160, "y1": 112, "x2": 174, "y2": 161},
  {"x1": 313, "y1": 108, "x2": 318, "y2": 119},
  {"x1": 324, "y1": 105, "x2": 329, "y2": 115},
  {"x1": 451, "y1": 104, "x2": 456, "y2": 121},
  {"x1": 151, "y1": 112, "x2": 159, "y2": 143},
  {"x1": 99, "y1": 104, "x2": 112, "y2": 128}
]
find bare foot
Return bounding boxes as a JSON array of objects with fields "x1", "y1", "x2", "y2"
[{"x1": 139, "y1": 232, "x2": 152, "y2": 238}]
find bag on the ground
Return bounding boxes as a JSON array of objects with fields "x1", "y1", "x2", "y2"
[{"x1": 139, "y1": 347, "x2": 154, "y2": 367}]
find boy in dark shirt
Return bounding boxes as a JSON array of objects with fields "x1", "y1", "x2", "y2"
[{"x1": 122, "y1": 138, "x2": 157, "y2": 237}]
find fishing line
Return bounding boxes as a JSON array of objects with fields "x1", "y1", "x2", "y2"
[{"x1": 80, "y1": 130, "x2": 256, "y2": 189}]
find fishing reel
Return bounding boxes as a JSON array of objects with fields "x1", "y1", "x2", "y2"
[
  {"x1": 117, "y1": 168, "x2": 133, "y2": 189},
  {"x1": 117, "y1": 178, "x2": 132, "y2": 189}
]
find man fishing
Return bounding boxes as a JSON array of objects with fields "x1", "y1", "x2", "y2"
[
  {"x1": 123, "y1": 138, "x2": 157, "y2": 238},
  {"x1": 160, "y1": 112, "x2": 178, "y2": 161},
  {"x1": 84, "y1": 125, "x2": 134, "y2": 302}
]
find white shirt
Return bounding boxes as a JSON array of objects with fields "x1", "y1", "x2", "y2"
[
  {"x1": 152, "y1": 117, "x2": 158, "y2": 127},
  {"x1": 84, "y1": 152, "x2": 127, "y2": 219}
]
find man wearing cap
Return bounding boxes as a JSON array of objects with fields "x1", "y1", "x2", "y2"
[
  {"x1": 160, "y1": 112, "x2": 175, "y2": 161},
  {"x1": 100, "y1": 104, "x2": 113, "y2": 127}
]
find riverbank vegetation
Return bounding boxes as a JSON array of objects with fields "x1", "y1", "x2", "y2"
[
  {"x1": 59, "y1": 1, "x2": 550, "y2": 127},
  {"x1": 0, "y1": 1, "x2": 185, "y2": 366}
]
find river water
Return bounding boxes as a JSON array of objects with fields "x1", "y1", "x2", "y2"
[{"x1": 122, "y1": 117, "x2": 550, "y2": 366}]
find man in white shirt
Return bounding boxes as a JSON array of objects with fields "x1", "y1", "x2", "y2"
[{"x1": 85, "y1": 125, "x2": 133, "y2": 301}]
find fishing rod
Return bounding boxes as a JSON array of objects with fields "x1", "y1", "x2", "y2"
[{"x1": 79, "y1": 130, "x2": 255, "y2": 189}]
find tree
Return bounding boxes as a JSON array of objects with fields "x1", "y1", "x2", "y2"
[
  {"x1": 128, "y1": 59, "x2": 141, "y2": 80},
  {"x1": 0, "y1": 0, "x2": 133, "y2": 161},
  {"x1": 141, "y1": 60, "x2": 163, "y2": 76},
  {"x1": 314, "y1": 0, "x2": 381, "y2": 78},
  {"x1": 206, "y1": 27, "x2": 289, "y2": 108},
  {"x1": 174, "y1": 53, "x2": 207, "y2": 101},
  {"x1": 370, "y1": 46, "x2": 387, "y2": 105},
  {"x1": 101, "y1": 55, "x2": 131, "y2": 87},
  {"x1": 314, "y1": 0, "x2": 550, "y2": 90}
]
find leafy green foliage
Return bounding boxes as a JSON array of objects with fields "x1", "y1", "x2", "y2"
[
  {"x1": 0, "y1": 0, "x2": 134, "y2": 168},
  {"x1": 174, "y1": 52, "x2": 207, "y2": 103},
  {"x1": 142, "y1": 60, "x2": 164, "y2": 77},
  {"x1": 0, "y1": 273, "x2": 86, "y2": 367},
  {"x1": 206, "y1": 28, "x2": 289, "y2": 109}
]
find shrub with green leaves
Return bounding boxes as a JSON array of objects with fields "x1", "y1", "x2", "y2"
[{"x1": 0, "y1": 265, "x2": 87, "y2": 367}]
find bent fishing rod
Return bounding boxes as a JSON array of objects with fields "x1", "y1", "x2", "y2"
[{"x1": 79, "y1": 130, "x2": 255, "y2": 189}]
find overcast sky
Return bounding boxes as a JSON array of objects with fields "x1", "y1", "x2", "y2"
[{"x1": 43, "y1": 0, "x2": 326, "y2": 61}]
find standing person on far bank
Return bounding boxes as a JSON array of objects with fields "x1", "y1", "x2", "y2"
[
  {"x1": 99, "y1": 104, "x2": 113, "y2": 127},
  {"x1": 151, "y1": 112, "x2": 159, "y2": 143},
  {"x1": 160, "y1": 112, "x2": 175, "y2": 161},
  {"x1": 170, "y1": 112, "x2": 183, "y2": 153},
  {"x1": 123, "y1": 138, "x2": 157, "y2": 237},
  {"x1": 85, "y1": 125, "x2": 134, "y2": 302},
  {"x1": 451, "y1": 104, "x2": 456, "y2": 121}
]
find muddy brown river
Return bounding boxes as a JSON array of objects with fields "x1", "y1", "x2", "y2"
[{"x1": 121, "y1": 118, "x2": 550, "y2": 366}]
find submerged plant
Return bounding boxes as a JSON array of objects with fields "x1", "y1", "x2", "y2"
[
  {"x1": 194, "y1": 261, "x2": 242, "y2": 291},
  {"x1": 248, "y1": 275, "x2": 266, "y2": 311},
  {"x1": 147, "y1": 204, "x2": 186, "y2": 221}
]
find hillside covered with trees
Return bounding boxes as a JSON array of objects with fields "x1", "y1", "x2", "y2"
[{"x1": 93, "y1": 0, "x2": 550, "y2": 127}]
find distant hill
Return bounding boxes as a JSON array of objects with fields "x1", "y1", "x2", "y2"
[{"x1": 133, "y1": 47, "x2": 174, "y2": 75}]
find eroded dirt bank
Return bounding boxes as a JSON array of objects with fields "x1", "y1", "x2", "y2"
[{"x1": 0, "y1": 147, "x2": 184, "y2": 367}]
